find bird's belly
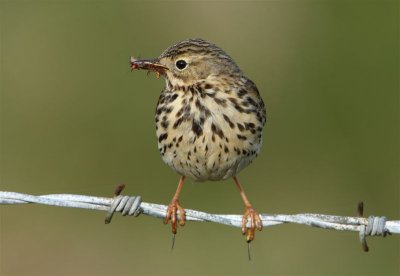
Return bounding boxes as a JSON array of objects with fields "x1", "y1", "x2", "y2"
[
  {"x1": 155, "y1": 85, "x2": 265, "y2": 181},
  {"x1": 157, "y1": 119, "x2": 261, "y2": 181}
]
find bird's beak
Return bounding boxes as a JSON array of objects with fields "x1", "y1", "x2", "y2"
[{"x1": 130, "y1": 57, "x2": 168, "y2": 78}]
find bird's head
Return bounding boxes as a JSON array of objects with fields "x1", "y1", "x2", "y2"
[{"x1": 131, "y1": 38, "x2": 242, "y2": 88}]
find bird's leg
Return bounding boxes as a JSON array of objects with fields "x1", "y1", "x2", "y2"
[
  {"x1": 233, "y1": 176, "x2": 263, "y2": 242},
  {"x1": 164, "y1": 176, "x2": 186, "y2": 234}
]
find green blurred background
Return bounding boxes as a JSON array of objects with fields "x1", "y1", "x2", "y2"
[{"x1": 0, "y1": 1, "x2": 398, "y2": 275}]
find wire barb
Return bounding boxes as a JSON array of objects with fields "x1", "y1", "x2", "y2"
[
  {"x1": 359, "y1": 216, "x2": 390, "y2": 252},
  {"x1": 356, "y1": 201, "x2": 390, "y2": 252},
  {"x1": 105, "y1": 195, "x2": 142, "y2": 224}
]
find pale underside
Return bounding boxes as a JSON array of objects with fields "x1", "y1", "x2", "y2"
[{"x1": 155, "y1": 78, "x2": 264, "y2": 182}]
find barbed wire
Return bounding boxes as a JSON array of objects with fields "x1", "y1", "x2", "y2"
[{"x1": 1, "y1": 191, "x2": 399, "y2": 251}]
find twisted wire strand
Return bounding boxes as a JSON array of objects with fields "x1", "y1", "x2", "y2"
[{"x1": 1, "y1": 191, "x2": 399, "y2": 251}]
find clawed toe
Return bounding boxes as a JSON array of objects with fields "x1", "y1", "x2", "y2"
[
  {"x1": 241, "y1": 207, "x2": 263, "y2": 242},
  {"x1": 164, "y1": 199, "x2": 186, "y2": 234}
]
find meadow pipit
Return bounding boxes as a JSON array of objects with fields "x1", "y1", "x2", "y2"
[{"x1": 130, "y1": 38, "x2": 266, "y2": 242}]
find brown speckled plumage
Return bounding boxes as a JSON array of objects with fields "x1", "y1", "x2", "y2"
[{"x1": 131, "y1": 38, "x2": 266, "y2": 242}]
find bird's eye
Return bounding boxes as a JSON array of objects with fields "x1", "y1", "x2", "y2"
[{"x1": 175, "y1": 60, "x2": 187, "y2": 70}]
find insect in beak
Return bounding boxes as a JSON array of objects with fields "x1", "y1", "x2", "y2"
[{"x1": 130, "y1": 56, "x2": 168, "y2": 78}]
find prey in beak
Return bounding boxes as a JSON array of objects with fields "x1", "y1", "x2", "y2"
[{"x1": 130, "y1": 57, "x2": 168, "y2": 78}]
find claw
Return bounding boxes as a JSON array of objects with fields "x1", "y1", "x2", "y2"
[
  {"x1": 178, "y1": 205, "x2": 186, "y2": 226},
  {"x1": 247, "y1": 242, "x2": 252, "y2": 262},
  {"x1": 241, "y1": 215, "x2": 247, "y2": 235},
  {"x1": 164, "y1": 199, "x2": 186, "y2": 235},
  {"x1": 242, "y1": 207, "x2": 262, "y2": 242},
  {"x1": 171, "y1": 234, "x2": 176, "y2": 251}
]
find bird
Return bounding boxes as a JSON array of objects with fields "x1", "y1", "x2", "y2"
[{"x1": 130, "y1": 38, "x2": 266, "y2": 243}]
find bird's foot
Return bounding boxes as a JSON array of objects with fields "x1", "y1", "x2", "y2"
[
  {"x1": 241, "y1": 206, "x2": 263, "y2": 242},
  {"x1": 164, "y1": 199, "x2": 186, "y2": 234}
]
